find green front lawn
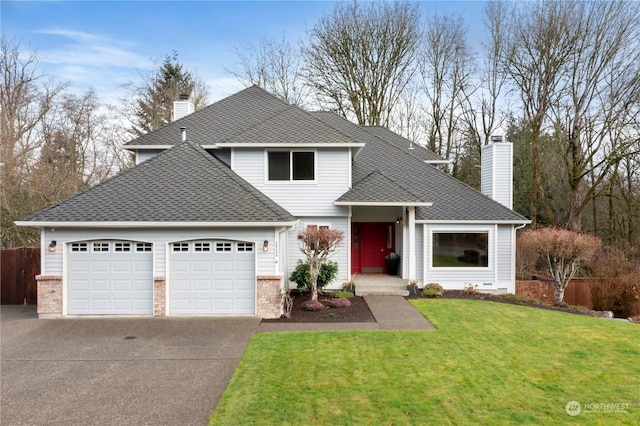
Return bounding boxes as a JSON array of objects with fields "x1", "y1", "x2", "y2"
[{"x1": 210, "y1": 300, "x2": 640, "y2": 425}]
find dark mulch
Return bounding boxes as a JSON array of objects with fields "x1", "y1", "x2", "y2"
[
  {"x1": 262, "y1": 289, "x2": 628, "y2": 324},
  {"x1": 262, "y1": 291, "x2": 376, "y2": 323}
]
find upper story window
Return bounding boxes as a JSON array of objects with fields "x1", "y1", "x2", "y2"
[{"x1": 268, "y1": 151, "x2": 315, "y2": 181}]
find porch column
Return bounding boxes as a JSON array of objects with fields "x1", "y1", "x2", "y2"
[{"x1": 408, "y1": 206, "x2": 416, "y2": 280}]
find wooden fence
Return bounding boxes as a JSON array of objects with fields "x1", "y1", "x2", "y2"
[
  {"x1": 516, "y1": 278, "x2": 592, "y2": 308},
  {"x1": 1, "y1": 247, "x2": 40, "y2": 305}
]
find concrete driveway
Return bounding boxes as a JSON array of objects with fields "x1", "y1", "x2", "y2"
[{"x1": 1, "y1": 306, "x2": 260, "y2": 425}]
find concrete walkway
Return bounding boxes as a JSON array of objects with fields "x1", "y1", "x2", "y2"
[
  {"x1": 364, "y1": 295, "x2": 435, "y2": 330},
  {"x1": 258, "y1": 295, "x2": 435, "y2": 332}
]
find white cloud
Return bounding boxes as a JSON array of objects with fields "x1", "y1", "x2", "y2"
[
  {"x1": 35, "y1": 29, "x2": 149, "y2": 68},
  {"x1": 32, "y1": 28, "x2": 152, "y2": 105}
]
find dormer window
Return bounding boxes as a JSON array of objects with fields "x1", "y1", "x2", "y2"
[{"x1": 268, "y1": 151, "x2": 315, "y2": 181}]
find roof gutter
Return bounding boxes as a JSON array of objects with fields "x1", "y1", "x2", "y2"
[
  {"x1": 15, "y1": 221, "x2": 300, "y2": 228},
  {"x1": 334, "y1": 201, "x2": 433, "y2": 207},
  {"x1": 417, "y1": 219, "x2": 532, "y2": 225},
  {"x1": 123, "y1": 145, "x2": 174, "y2": 151}
]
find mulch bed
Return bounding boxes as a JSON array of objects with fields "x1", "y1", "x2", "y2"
[
  {"x1": 262, "y1": 289, "x2": 636, "y2": 324},
  {"x1": 261, "y1": 291, "x2": 376, "y2": 323}
]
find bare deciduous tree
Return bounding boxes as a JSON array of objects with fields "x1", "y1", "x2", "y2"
[
  {"x1": 1, "y1": 37, "x2": 133, "y2": 248},
  {"x1": 499, "y1": 0, "x2": 580, "y2": 227},
  {"x1": 297, "y1": 227, "x2": 344, "y2": 303},
  {"x1": 552, "y1": 0, "x2": 640, "y2": 231},
  {"x1": 520, "y1": 227, "x2": 601, "y2": 303},
  {"x1": 1, "y1": 36, "x2": 68, "y2": 247},
  {"x1": 419, "y1": 12, "x2": 475, "y2": 160},
  {"x1": 226, "y1": 34, "x2": 308, "y2": 106},
  {"x1": 303, "y1": 0, "x2": 420, "y2": 126}
]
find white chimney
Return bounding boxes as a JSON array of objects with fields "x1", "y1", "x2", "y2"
[
  {"x1": 172, "y1": 93, "x2": 194, "y2": 121},
  {"x1": 481, "y1": 132, "x2": 513, "y2": 209}
]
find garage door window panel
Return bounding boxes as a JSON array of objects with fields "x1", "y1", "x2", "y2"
[
  {"x1": 71, "y1": 243, "x2": 88, "y2": 252},
  {"x1": 114, "y1": 242, "x2": 131, "y2": 252},
  {"x1": 93, "y1": 242, "x2": 109, "y2": 252}
]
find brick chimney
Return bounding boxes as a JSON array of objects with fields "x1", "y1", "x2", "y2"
[
  {"x1": 481, "y1": 132, "x2": 513, "y2": 209},
  {"x1": 172, "y1": 93, "x2": 194, "y2": 121}
]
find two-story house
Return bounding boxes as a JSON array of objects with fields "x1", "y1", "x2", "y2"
[{"x1": 18, "y1": 86, "x2": 529, "y2": 318}]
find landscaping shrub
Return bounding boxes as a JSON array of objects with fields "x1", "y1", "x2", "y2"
[
  {"x1": 588, "y1": 246, "x2": 640, "y2": 318},
  {"x1": 421, "y1": 283, "x2": 444, "y2": 298},
  {"x1": 289, "y1": 260, "x2": 338, "y2": 292},
  {"x1": 590, "y1": 277, "x2": 640, "y2": 318},
  {"x1": 331, "y1": 290, "x2": 355, "y2": 299},
  {"x1": 301, "y1": 300, "x2": 325, "y2": 311},
  {"x1": 323, "y1": 298, "x2": 351, "y2": 308}
]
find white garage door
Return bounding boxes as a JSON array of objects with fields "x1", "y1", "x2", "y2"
[
  {"x1": 170, "y1": 240, "x2": 255, "y2": 315},
  {"x1": 68, "y1": 241, "x2": 153, "y2": 315}
]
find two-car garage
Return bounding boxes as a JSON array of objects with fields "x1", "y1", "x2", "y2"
[{"x1": 66, "y1": 239, "x2": 256, "y2": 315}]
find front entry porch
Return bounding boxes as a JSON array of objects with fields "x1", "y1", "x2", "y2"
[{"x1": 355, "y1": 274, "x2": 408, "y2": 296}]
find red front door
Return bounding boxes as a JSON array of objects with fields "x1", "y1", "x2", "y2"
[{"x1": 351, "y1": 222, "x2": 395, "y2": 274}]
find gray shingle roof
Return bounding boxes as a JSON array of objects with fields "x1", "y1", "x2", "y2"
[
  {"x1": 224, "y1": 105, "x2": 358, "y2": 145},
  {"x1": 125, "y1": 86, "x2": 359, "y2": 147},
  {"x1": 125, "y1": 86, "x2": 291, "y2": 147},
  {"x1": 336, "y1": 171, "x2": 426, "y2": 204},
  {"x1": 26, "y1": 86, "x2": 527, "y2": 225},
  {"x1": 23, "y1": 140, "x2": 295, "y2": 223},
  {"x1": 312, "y1": 112, "x2": 528, "y2": 222},
  {"x1": 361, "y1": 126, "x2": 447, "y2": 163}
]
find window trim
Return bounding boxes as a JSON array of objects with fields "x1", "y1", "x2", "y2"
[
  {"x1": 265, "y1": 149, "x2": 317, "y2": 183},
  {"x1": 429, "y1": 229, "x2": 492, "y2": 270}
]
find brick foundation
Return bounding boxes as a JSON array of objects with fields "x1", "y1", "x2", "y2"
[
  {"x1": 257, "y1": 275, "x2": 283, "y2": 318},
  {"x1": 36, "y1": 275, "x2": 63, "y2": 318},
  {"x1": 154, "y1": 277, "x2": 167, "y2": 316}
]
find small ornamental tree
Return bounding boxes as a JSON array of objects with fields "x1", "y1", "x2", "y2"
[
  {"x1": 297, "y1": 227, "x2": 344, "y2": 303},
  {"x1": 520, "y1": 227, "x2": 601, "y2": 303}
]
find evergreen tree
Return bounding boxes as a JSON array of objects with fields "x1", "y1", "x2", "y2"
[{"x1": 126, "y1": 50, "x2": 208, "y2": 136}]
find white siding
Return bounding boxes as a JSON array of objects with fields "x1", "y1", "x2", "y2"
[
  {"x1": 135, "y1": 150, "x2": 164, "y2": 165},
  {"x1": 497, "y1": 225, "x2": 514, "y2": 290},
  {"x1": 285, "y1": 217, "x2": 349, "y2": 290},
  {"x1": 415, "y1": 225, "x2": 423, "y2": 284},
  {"x1": 41, "y1": 227, "x2": 278, "y2": 277},
  {"x1": 481, "y1": 143, "x2": 513, "y2": 209},
  {"x1": 233, "y1": 148, "x2": 351, "y2": 216},
  {"x1": 481, "y1": 150, "x2": 493, "y2": 196}
]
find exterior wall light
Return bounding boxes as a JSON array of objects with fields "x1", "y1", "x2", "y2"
[
  {"x1": 48, "y1": 240, "x2": 57, "y2": 252},
  {"x1": 263, "y1": 240, "x2": 269, "y2": 252}
]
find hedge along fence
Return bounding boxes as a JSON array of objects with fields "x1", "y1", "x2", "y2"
[
  {"x1": 516, "y1": 277, "x2": 640, "y2": 318},
  {"x1": 516, "y1": 279, "x2": 592, "y2": 307}
]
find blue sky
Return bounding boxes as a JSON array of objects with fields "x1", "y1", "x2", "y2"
[{"x1": 2, "y1": 1, "x2": 487, "y2": 105}]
